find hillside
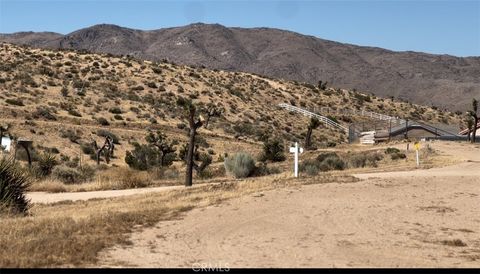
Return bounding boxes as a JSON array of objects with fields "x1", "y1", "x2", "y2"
[
  {"x1": 0, "y1": 43, "x2": 462, "y2": 167},
  {"x1": 1, "y1": 23, "x2": 479, "y2": 111}
]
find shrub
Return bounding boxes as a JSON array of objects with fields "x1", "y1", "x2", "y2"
[
  {"x1": 60, "y1": 129, "x2": 81, "y2": 144},
  {"x1": 299, "y1": 159, "x2": 321, "y2": 176},
  {"x1": 102, "y1": 168, "x2": 152, "y2": 189},
  {"x1": 35, "y1": 153, "x2": 58, "y2": 177},
  {"x1": 52, "y1": 166, "x2": 81, "y2": 184},
  {"x1": 97, "y1": 117, "x2": 110, "y2": 126},
  {"x1": 224, "y1": 153, "x2": 256, "y2": 178},
  {"x1": 33, "y1": 106, "x2": 56, "y2": 121},
  {"x1": 52, "y1": 165, "x2": 95, "y2": 184},
  {"x1": 68, "y1": 109, "x2": 82, "y2": 117},
  {"x1": 390, "y1": 152, "x2": 406, "y2": 160},
  {"x1": 319, "y1": 156, "x2": 345, "y2": 171},
  {"x1": 125, "y1": 143, "x2": 160, "y2": 171},
  {"x1": 80, "y1": 143, "x2": 95, "y2": 155},
  {"x1": 260, "y1": 138, "x2": 286, "y2": 162},
  {"x1": 5, "y1": 98, "x2": 24, "y2": 106},
  {"x1": 385, "y1": 147, "x2": 400, "y2": 154},
  {"x1": 0, "y1": 157, "x2": 31, "y2": 215},
  {"x1": 109, "y1": 107, "x2": 123, "y2": 114},
  {"x1": 96, "y1": 129, "x2": 120, "y2": 144},
  {"x1": 347, "y1": 152, "x2": 383, "y2": 168},
  {"x1": 252, "y1": 162, "x2": 281, "y2": 177}
]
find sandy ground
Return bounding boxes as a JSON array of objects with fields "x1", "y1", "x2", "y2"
[{"x1": 94, "y1": 141, "x2": 480, "y2": 268}]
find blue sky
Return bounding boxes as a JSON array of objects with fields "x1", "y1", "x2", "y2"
[{"x1": 0, "y1": 0, "x2": 479, "y2": 57}]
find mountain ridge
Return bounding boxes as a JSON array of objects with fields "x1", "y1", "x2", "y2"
[{"x1": 1, "y1": 23, "x2": 479, "y2": 111}]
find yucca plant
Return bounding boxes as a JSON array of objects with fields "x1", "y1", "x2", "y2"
[
  {"x1": 0, "y1": 157, "x2": 31, "y2": 215},
  {"x1": 36, "y1": 152, "x2": 58, "y2": 177}
]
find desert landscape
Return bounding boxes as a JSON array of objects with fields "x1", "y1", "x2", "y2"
[{"x1": 1, "y1": 1, "x2": 479, "y2": 269}]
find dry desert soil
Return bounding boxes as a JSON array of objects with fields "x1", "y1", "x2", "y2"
[{"x1": 86, "y1": 141, "x2": 480, "y2": 268}]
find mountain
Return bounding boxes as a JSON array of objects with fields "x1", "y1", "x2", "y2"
[{"x1": 2, "y1": 23, "x2": 479, "y2": 111}]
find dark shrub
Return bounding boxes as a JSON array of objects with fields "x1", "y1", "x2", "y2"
[
  {"x1": 260, "y1": 138, "x2": 286, "y2": 162},
  {"x1": 97, "y1": 117, "x2": 110, "y2": 126},
  {"x1": 35, "y1": 153, "x2": 58, "y2": 177}
]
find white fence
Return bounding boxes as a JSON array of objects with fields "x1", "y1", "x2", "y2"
[
  {"x1": 278, "y1": 103, "x2": 349, "y2": 133},
  {"x1": 311, "y1": 106, "x2": 405, "y2": 124}
]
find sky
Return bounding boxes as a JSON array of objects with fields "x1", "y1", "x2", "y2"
[{"x1": 0, "y1": 0, "x2": 479, "y2": 57}]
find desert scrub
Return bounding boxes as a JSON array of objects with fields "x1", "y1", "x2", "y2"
[
  {"x1": 96, "y1": 129, "x2": 120, "y2": 144},
  {"x1": 259, "y1": 138, "x2": 286, "y2": 162},
  {"x1": 224, "y1": 153, "x2": 256, "y2": 178},
  {"x1": 52, "y1": 165, "x2": 95, "y2": 184},
  {"x1": 384, "y1": 147, "x2": 406, "y2": 160},
  {"x1": 347, "y1": 151, "x2": 383, "y2": 168},
  {"x1": 96, "y1": 167, "x2": 152, "y2": 189},
  {"x1": 300, "y1": 152, "x2": 346, "y2": 176},
  {"x1": 0, "y1": 157, "x2": 31, "y2": 215}
]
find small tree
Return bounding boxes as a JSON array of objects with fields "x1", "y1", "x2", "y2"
[
  {"x1": 145, "y1": 130, "x2": 177, "y2": 167},
  {"x1": 467, "y1": 99, "x2": 478, "y2": 143},
  {"x1": 305, "y1": 117, "x2": 321, "y2": 150},
  {"x1": 177, "y1": 97, "x2": 220, "y2": 187}
]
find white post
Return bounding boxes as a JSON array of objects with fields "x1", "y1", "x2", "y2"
[
  {"x1": 294, "y1": 142, "x2": 299, "y2": 177},
  {"x1": 289, "y1": 142, "x2": 304, "y2": 178}
]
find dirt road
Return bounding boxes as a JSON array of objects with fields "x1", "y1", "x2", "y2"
[
  {"x1": 96, "y1": 141, "x2": 480, "y2": 268},
  {"x1": 27, "y1": 185, "x2": 185, "y2": 204}
]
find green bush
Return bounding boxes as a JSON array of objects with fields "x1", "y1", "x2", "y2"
[
  {"x1": 0, "y1": 157, "x2": 31, "y2": 215},
  {"x1": 125, "y1": 143, "x2": 160, "y2": 171},
  {"x1": 385, "y1": 147, "x2": 400, "y2": 154},
  {"x1": 224, "y1": 153, "x2": 256, "y2": 178},
  {"x1": 390, "y1": 152, "x2": 406, "y2": 160},
  {"x1": 299, "y1": 159, "x2": 321, "y2": 176},
  {"x1": 300, "y1": 152, "x2": 345, "y2": 175},
  {"x1": 260, "y1": 138, "x2": 286, "y2": 162}
]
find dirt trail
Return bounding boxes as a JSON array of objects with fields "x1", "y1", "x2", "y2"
[
  {"x1": 96, "y1": 141, "x2": 480, "y2": 268},
  {"x1": 27, "y1": 185, "x2": 185, "y2": 204}
]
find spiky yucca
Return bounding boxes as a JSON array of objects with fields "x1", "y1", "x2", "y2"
[{"x1": 0, "y1": 157, "x2": 31, "y2": 215}]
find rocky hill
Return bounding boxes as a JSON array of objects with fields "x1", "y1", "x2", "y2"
[
  {"x1": 1, "y1": 23, "x2": 479, "y2": 111},
  {"x1": 0, "y1": 43, "x2": 462, "y2": 166}
]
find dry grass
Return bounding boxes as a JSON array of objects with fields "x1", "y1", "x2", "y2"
[{"x1": 0, "y1": 173, "x2": 357, "y2": 267}]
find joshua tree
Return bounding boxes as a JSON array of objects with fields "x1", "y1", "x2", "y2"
[
  {"x1": 145, "y1": 130, "x2": 177, "y2": 166},
  {"x1": 177, "y1": 97, "x2": 220, "y2": 187},
  {"x1": 466, "y1": 117, "x2": 474, "y2": 142},
  {"x1": 318, "y1": 80, "x2": 328, "y2": 90},
  {"x1": 93, "y1": 136, "x2": 115, "y2": 165},
  {"x1": 203, "y1": 103, "x2": 223, "y2": 129},
  {"x1": 467, "y1": 99, "x2": 478, "y2": 143},
  {"x1": 305, "y1": 117, "x2": 321, "y2": 150}
]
